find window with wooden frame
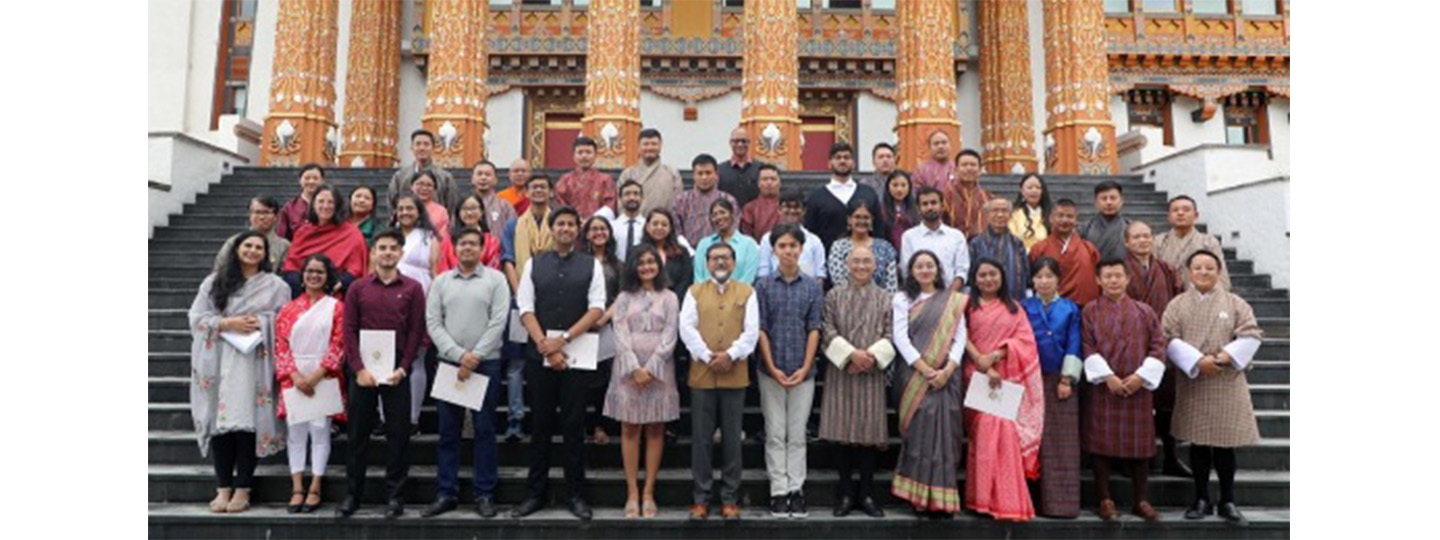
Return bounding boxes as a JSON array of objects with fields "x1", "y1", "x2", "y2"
[
  {"x1": 1124, "y1": 87, "x2": 1175, "y2": 147},
  {"x1": 1223, "y1": 91, "x2": 1270, "y2": 146},
  {"x1": 209, "y1": 0, "x2": 257, "y2": 129}
]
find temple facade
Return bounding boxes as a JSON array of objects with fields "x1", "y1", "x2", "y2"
[{"x1": 150, "y1": 0, "x2": 1289, "y2": 175}]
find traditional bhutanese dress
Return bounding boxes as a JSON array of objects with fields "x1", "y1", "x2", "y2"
[
  {"x1": 1162, "y1": 289, "x2": 1263, "y2": 447},
  {"x1": 890, "y1": 290, "x2": 968, "y2": 512},
  {"x1": 1080, "y1": 295, "x2": 1167, "y2": 459},
  {"x1": 1021, "y1": 295, "x2": 1083, "y2": 518},
  {"x1": 818, "y1": 281, "x2": 893, "y2": 448},
  {"x1": 825, "y1": 237, "x2": 899, "y2": 293},
  {"x1": 188, "y1": 272, "x2": 291, "y2": 457},
  {"x1": 963, "y1": 299, "x2": 1044, "y2": 521},
  {"x1": 1124, "y1": 253, "x2": 1184, "y2": 411},
  {"x1": 969, "y1": 228, "x2": 1032, "y2": 300}
]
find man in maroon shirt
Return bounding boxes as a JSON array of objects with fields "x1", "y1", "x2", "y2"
[
  {"x1": 555, "y1": 137, "x2": 616, "y2": 220},
  {"x1": 337, "y1": 229, "x2": 427, "y2": 519},
  {"x1": 276, "y1": 163, "x2": 324, "y2": 241}
]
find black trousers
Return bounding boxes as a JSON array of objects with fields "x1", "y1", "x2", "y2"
[
  {"x1": 346, "y1": 376, "x2": 412, "y2": 503},
  {"x1": 1190, "y1": 445, "x2": 1238, "y2": 503},
  {"x1": 525, "y1": 353, "x2": 592, "y2": 501},
  {"x1": 211, "y1": 431, "x2": 257, "y2": 489},
  {"x1": 835, "y1": 443, "x2": 879, "y2": 500}
]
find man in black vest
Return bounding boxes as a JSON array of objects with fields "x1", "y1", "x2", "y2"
[{"x1": 510, "y1": 206, "x2": 607, "y2": 520}]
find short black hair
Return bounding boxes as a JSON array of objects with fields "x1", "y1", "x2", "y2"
[
  {"x1": 619, "y1": 179, "x2": 643, "y2": 195},
  {"x1": 916, "y1": 186, "x2": 944, "y2": 203},
  {"x1": 705, "y1": 242, "x2": 736, "y2": 261},
  {"x1": 872, "y1": 142, "x2": 895, "y2": 157},
  {"x1": 1094, "y1": 180, "x2": 1123, "y2": 197},
  {"x1": 549, "y1": 206, "x2": 581, "y2": 228},
  {"x1": 253, "y1": 196, "x2": 281, "y2": 212},
  {"x1": 757, "y1": 162, "x2": 781, "y2": 177},
  {"x1": 1053, "y1": 198, "x2": 1078, "y2": 209},
  {"x1": 1186, "y1": 249, "x2": 1223, "y2": 270},
  {"x1": 573, "y1": 136, "x2": 598, "y2": 150},
  {"x1": 770, "y1": 223, "x2": 806, "y2": 248},
  {"x1": 472, "y1": 159, "x2": 497, "y2": 172},
  {"x1": 638, "y1": 128, "x2": 662, "y2": 141},
  {"x1": 956, "y1": 148, "x2": 982, "y2": 164},
  {"x1": 373, "y1": 228, "x2": 406, "y2": 247},
  {"x1": 1095, "y1": 257, "x2": 1127, "y2": 275},
  {"x1": 411, "y1": 129, "x2": 435, "y2": 144},
  {"x1": 1168, "y1": 195, "x2": 1197, "y2": 211},
  {"x1": 453, "y1": 226, "x2": 486, "y2": 248},
  {"x1": 692, "y1": 153, "x2": 719, "y2": 170},
  {"x1": 829, "y1": 142, "x2": 854, "y2": 158},
  {"x1": 525, "y1": 172, "x2": 553, "y2": 188},
  {"x1": 779, "y1": 189, "x2": 805, "y2": 207},
  {"x1": 299, "y1": 253, "x2": 340, "y2": 293},
  {"x1": 1031, "y1": 256, "x2": 1063, "y2": 284},
  {"x1": 299, "y1": 163, "x2": 326, "y2": 178}
]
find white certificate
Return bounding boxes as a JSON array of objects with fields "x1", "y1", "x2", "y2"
[
  {"x1": 282, "y1": 378, "x2": 344, "y2": 425},
  {"x1": 546, "y1": 330, "x2": 599, "y2": 371},
  {"x1": 220, "y1": 331, "x2": 263, "y2": 355},
  {"x1": 963, "y1": 373, "x2": 1025, "y2": 422},
  {"x1": 431, "y1": 363, "x2": 490, "y2": 411},
  {"x1": 360, "y1": 330, "x2": 396, "y2": 385},
  {"x1": 507, "y1": 308, "x2": 528, "y2": 343}
]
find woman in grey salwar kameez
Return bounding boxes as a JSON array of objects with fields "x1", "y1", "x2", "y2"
[{"x1": 188, "y1": 231, "x2": 291, "y2": 513}]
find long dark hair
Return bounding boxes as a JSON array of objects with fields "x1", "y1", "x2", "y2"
[
  {"x1": 968, "y1": 257, "x2": 1019, "y2": 314},
  {"x1": 390, "y1": 193, "x2": 437, "y2": 234},
  {"x1": 902, "y1": 249, "x2": 947, "y2": 300},
  {"x1": 881, "y1": 169, "x2": 920, "y2": 224},
  {"x1": 641, "y1": 208, "x2": 686, "y2": 259},
  {"x1": 581, "y1": 215, "x2": 617, "y2": 264},
  {"x1": 348, "y1": 185, "x2": 376, "y2": 220},
  {"x1": 845, "y1": 197, "x2": 875, "y2": 237},
  {"x1": 1012, "y1": 173, "x2": 1053, "y2": 241},
  {"x1": 299, "y1": 253, "x2": 339, "y2": 294},
  {"x1": 305, "y1": 184, "x2": 348, "y2": 225},
  {"x1": 211, "y1": 231, "x2": 271, "y2": 311},
  {"x1": 621, "y1": 244, "x2": 670, "y2": 294},
  {"x1": 453, "y1": 193, "x2": 491, "y2": 234}
]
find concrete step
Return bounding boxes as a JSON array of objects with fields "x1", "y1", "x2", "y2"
[
  {"x1": 147, "y1": 502, "x2": 1289, "y2": 539},
  {"x1": 147, "y1": 464, "x2": 1290, "y2": 509}
]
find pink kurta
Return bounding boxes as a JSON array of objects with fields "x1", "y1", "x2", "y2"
[{"x1": 963, "y1": 299, "x2": 1044, "y2": 522}]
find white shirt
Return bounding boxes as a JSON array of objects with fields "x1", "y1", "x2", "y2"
[
  {"x1": 678, "y1": 279, "x2": 761, "y2": 363},
  {"x1": 900, "y1": 222, "x2": 970, "y2": 283},
  {"x1": 891, "y1": 291, "x2": 967, "y2": 366},
  {"x1": 757, "y1": 226, "x2": 828, "y2": 280},
  {"x1": 608, "y1": 211, "x2": 647, "y2": 262},
  {"x1": 825, "y1": 177, "x2": 858, "y2": 206},
  {"x1": 515, "y1": 255, "x2": 608, "y2": 317}
]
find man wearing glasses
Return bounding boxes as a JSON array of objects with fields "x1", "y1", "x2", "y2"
[
  {"x1": 718, "y1": 126, "x2": 761, "y2": 208},
  {"x1": 213, "y1": 197, "x2": 290, "y2": 272}
]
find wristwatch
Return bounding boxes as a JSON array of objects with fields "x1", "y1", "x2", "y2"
[{"x1": 560, "y1": 331, "x2": 572, "y2": 343}]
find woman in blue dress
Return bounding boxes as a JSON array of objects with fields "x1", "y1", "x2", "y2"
[{"x1": 1019, "y1": 257, "x2": 1083, "y2": 518}]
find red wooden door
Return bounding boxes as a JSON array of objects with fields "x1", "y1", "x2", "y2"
[
  {"x1": 543, "y1": 113, "x2": 582, "y2": 169},
  {"x1": 801, "y1": 116, "x2": 836, "y2": 171}
]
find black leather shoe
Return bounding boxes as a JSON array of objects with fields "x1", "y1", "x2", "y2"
[
  {"x1": 511, "y1": 497, "x2": 545, "y2": 518},
  {"x1": 569, "y1": 498, "x2": 593, "y2": 521},
  {"x1": 335, "y1": 496, "x2": 360, "y2": 518},
  {"x1": 476, "y1": 496, "x2": 497, "y2": 518},
  {"x1": 1184, "y1": 498, "x2": 1214, "y2": 520},
  {"x1": 858, "y1": 497, "x2": 885, "y2": 518},
  {"x1": 833, "y1": 495, "x2": 854, "y2": 517},
  {"x1": 422, "y1": 497, "x2": 457, "y2": 518},
  {"x1": 1217, "y1": 502, "x2": 1249, "y2": 526},
  {"x1": 385, "y1": 499, "x2": 405, "y2": 519}
]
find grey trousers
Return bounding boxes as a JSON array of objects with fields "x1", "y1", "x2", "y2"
[{"x1": 690, "y1": 387, "x2": 746, "y2": 505}]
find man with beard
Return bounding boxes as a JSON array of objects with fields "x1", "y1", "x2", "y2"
[
  {"x1": 618, "y1": 128, "x2": 683, "y2": 216},
  {"x1": 804, "y1": 142, "x2": 881, "y2": 251},
  {"x1": 900, "y1": 187, "x2": 969, "y2": 290},
  {"x1": 607, "y1": 180, "x2": 647, "y2": 262}
]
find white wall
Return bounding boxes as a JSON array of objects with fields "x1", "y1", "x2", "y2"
[
  {"x1": 149, "y1": 0, "x2": 194, "y2": 132},
  {"x1": 1266, "y1": 97, "x2": 1289, "y2": 173},
  {"x1": 638, "y1": 89, "x2": 743, "y2": 167},
  {"x1": 956, "y1": 61, "x2": 982, "y2": 156},
  {"x1": 183, "y1": 0, "x2": 224, "y2": 137},
  {"x1": 246, "y1": 0, "x2": 280, "y2": 125},
  {"x1": 1207, "y1": 178, "x2": 1290, "y2": 288},
  {"x1": 149, "y1": 134, "x2": 251, "y2": 237},
  {"x1": 855, "y1": 91, "x2": 897, "y2": 171},
  {"x1": 332, "y1": 0, "x2": 353, "y2": 156},
  {"x1": 486, "y1": 88, "x2": 525, "y2": 163}
]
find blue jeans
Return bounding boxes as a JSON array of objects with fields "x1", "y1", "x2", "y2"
[
  {"x1": 435, "y1": 359, "x2": 503, "y2": 499},
  {"x1": 504, "y1": 341, "x2": 526, "y2": 423}
]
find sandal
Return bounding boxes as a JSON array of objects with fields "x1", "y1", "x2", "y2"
[
  {"x1": 225, "y1": 488, "x2": 251, "y2": 513},
  {"x1": 642, "y1": 499, "x2": 658, "y2": 518},
  {"x1": 209, "y1": 488, "x2": 233, "y2": 514},
  {"x1": 287, "y1": 490, "x2": 305, "y2": 514},
  {"x1": 624, "y1": 499, "x2": 640, "y2": 519}
]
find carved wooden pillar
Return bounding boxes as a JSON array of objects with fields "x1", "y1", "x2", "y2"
[
  {"x1": 582, "y1": 0, "x2": 642, "y2": 168},
  {"x1": 894, "y1": 0, "x2": 960, "y2": 170},
  {"x1": 1042, "y1": 0, "x2": 1119, "y2": 174},
  {"x1": 338, "y1": 0, "x2": 403, "y2": 168},
  {"x1": 422, "y1": 0, "x2": 490, "y2": 168},
  {"x1": 740, "y1": 0, "x2": 801, "y2": 170},
  {"x1": 978, "y1": 0, "x2": 1039, "y2": 174},
  {"x1": 260, "y1": 0, "x2": 339, "y2": 166}
]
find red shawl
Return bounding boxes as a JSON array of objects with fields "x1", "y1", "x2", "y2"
[{"x1": 282, "y1": 222, "x2": 370, "y2": 278}]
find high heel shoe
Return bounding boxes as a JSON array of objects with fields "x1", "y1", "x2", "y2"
[{"x1": 301, "y1": 487, "x2": 323, "y2": 513}]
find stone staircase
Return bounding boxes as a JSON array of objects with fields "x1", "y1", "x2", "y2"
[{"x1": 148, "y1": 167, "x2": 1289, "y2": 538}]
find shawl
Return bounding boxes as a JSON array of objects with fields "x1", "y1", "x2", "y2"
[
  {"x1": 188, "y1": 272, "x2": 291, "y2": 457},
  {"x1": 965, "y1": 299, "x2": 1045, "y2": 478},
  {"x1": 513, "y1": 207, "x2": 553, "y2": 275},
  {"x1": 897, "y1": 290, "x2": 969, "y2": 435},
  {"x1": 283, "y1": 222, "x2": 370, "y2": 278},
  {"x1": 274, "y1": 294, "x2": 346, "y2": 420}
]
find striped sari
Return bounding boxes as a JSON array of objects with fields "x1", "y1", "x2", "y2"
[
  {"x1": 963, "y1": 299, "x2": 1044, "y2": 521},
  {"x1": 891, "y1": 290, "x2": 968, "y2": 512}
]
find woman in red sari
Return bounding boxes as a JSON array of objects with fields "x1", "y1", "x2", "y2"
[
  {"x1": 281, "y1": 184, "x2": 369, "y2": 297},
  {"x1": 962, "y1": 258, "x2": 1044, "y2": 522},
  {"x1": 274, "y1": 253, "x2": 346, "y2": 514}
]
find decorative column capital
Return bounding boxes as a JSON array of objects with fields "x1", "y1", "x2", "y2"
[
  {"x1": 582, "y1": 0, "x2": 642, "y2": 168},
  {"x1": 1042, "y1": 0, "x2": 1119, "y2": 175}
]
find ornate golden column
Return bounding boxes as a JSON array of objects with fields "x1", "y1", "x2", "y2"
[
  {"x1": 582, "y1": 0, "x2": 642, "y2": 168},
  {"x1": 894, "y1": 0, "x2": 960, "y2": 170},
  {"x1": 1042, "y1": 0, "x2": 1118, "y2": 174},
  {"x1": 421, "y1": 0, "x2": 490, "y2": 168},
  {"x1": 338, "y1": 0, "x2": 403, "y2": 168},
  {"x1": 978, "y1": 0, "x2": 1038, "y2": 174},
  {"x1": 740, "y1": 0, "x2": 801, "y2": 170},
  {"x1": 260, "y1": 0, "x2": 339, "y2": 166}
]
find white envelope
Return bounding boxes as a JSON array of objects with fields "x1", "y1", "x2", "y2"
[
  {"x1": 508, "y1": 308, "x2": 528, "y2": 343},
  {"x1": 220, "y1": 331, "x2": 263, "y2": 355},
  {"x1": 360, "y1": 330, "x2": 397, "y2": 385},
  {"x1": 282, "y1": 378, "x2": 344, "y2": 425},
  {"x1": 431, "y1": 363, "x2": 490, "y2": 411},
  {"x1": 963, "y1": 373, "x2": 1025, "y2": 422},
  {"x1": 546, "y1": 330, "x2": 599, "y2": 371}
]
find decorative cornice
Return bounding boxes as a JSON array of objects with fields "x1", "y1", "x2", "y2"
[{"x1": 646, "y1": 84, "x2": 735, "y2": 103}]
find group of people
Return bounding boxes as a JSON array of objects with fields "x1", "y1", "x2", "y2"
[{"x1": 187, "y1": 126, "x2": 1264, "y2": 526}]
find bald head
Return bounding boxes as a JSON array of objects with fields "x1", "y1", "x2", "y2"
[
  {"x1": 846, "y1": 245, "x2": 877, "y2": 286},
  {"x1": 508, "y1": 157, "x2": 532, "y2": 188},
  {"x1": 729, "y1": 127, "x2": 750, "y2": 160},
  {"x1": 1125, "y1": 220, "x2": 1155, "y2": 258}
]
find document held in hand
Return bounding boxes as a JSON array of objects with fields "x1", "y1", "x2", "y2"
[
  {"x1": 546, "y1": 330, "x2": 599, "y2": 370},
  {"x1": 963, "y1": 373, "x2": 1025, "y2": 422},
  {"x1": 220, "y1": 331, "x2": 263, "y2": 355},
  {"x1": 431, "y1": 363, "x2": 490, "y2": 411},
  {"x1": 360, "y1": 330, "x2": 396, "y2": 385},
  {"x1": 282, "y1": 378, "x2": 344, "y2": 425}
]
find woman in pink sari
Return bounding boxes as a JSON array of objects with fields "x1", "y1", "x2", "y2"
[{"x1": 962, "y1": 257, "x2": 1044, "y2": 521}]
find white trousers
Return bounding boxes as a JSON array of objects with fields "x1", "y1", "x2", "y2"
[
  {"x1": 759, "y1": 376, "x2": 815, "y2": 496},
  {"x1": 286, "y1": 417, "x2": 332, "y2": 475}
]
